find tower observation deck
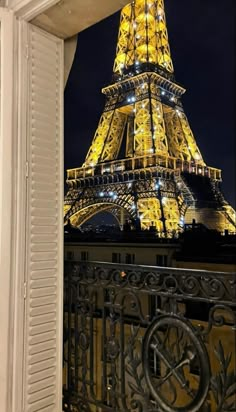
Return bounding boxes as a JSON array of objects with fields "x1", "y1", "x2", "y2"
[{"x1": 64, "y1": 0, "x2": 236, "y2": 235}]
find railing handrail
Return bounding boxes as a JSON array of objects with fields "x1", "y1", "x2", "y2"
[
  {"x1": 65, "y1": 259, "x2": 235, "y2": 277},
  {"x1": 64, "y1": 260, "x2": 236, "y2": 307}
]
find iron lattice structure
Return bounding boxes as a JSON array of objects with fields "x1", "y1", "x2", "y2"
[{"x1": 65, "y1": 0, "x2": 236, "y2": 235}]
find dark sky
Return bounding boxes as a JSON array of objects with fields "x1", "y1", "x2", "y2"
[{"x1": 65, "y1": 0, "x2": 235, "y2": 209}]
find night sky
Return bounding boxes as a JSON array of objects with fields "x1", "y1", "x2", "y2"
[{"x1": 64, "y1": 0, "x2": 235, "y2": 209}]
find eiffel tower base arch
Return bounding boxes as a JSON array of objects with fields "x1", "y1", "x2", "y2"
[{"x1": 64, "y1": 173, "x2": 185, "y2": 237}]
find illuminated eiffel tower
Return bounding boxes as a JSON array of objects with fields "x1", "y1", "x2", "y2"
[{"x1": 64, "y1": 0, "x2": 236, "y2": 235}]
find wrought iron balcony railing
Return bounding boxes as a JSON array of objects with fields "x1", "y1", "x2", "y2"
[{"x1": 63, "y1": 261, "x2": 236, "y2": 412}]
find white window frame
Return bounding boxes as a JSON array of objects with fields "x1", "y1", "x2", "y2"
[{"x1": 0, "y1": 2, "x2": 63, "y2": 411}]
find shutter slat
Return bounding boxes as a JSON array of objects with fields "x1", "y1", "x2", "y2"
[
  {"x1": 28, "y1": 397, "x2": 55, "y2": 412},
  {"x1": 28, "y1": 376, "x2": 55, "y2": 394},
  {"x1": 30, "y1": 278, "x2": 57, "y2": 288},
  {"x1": 32, "y1": 176, "x2": 57, "y2": 187},
  {"x1": 30, "y1": 295, "x2": 57, "y2": 307},
  {"x1": 31, "y1": 243, "x2": 57, "y2": 252},
  {"x1": 31, "y1": 217, "x2": 57, "y2": 226},
  {"x1": 30, "y1": 312, "x2": 56, "y2": 326},
  {"x1": 31, "y1": 268, "x2": 57, "y2": 278},
  {"x1": 31, "y1": 226, "x2": 57, "y2": 235},
  {"x1": 32, "y1": 47, "x2": 57, "y2": 62},
  {"x1": 30, "y1": 314, "x2": 56, "y2": 327},
  {"x1": 33, "y1": 66, "x2": 59, "y2": 84},
  {"x1": 32, "y1": 155, "x2": 58, "y2": 168},
  {"x1": 23, "y1": 24, "x2": 62, "y2": 412},
  {"x1": 32, "y1": 119, "x2": 58, "y2": 132},
  {"x1": 31, "y1": 32, "x2": 58, "y2": 50},
  {"x1": 29, "y1": 401, "x2": 56, "y2": 412},
  {"x1": 29, "y1": 331, "x2": 56, "y2": 346},
  {"x1": 31, "y1": 190, "x2": 58, "y2": 201},
  {"x1": 32, "y1": 143, "x2": 59, "y2": 158},
  {"x1": 32, "y1": 144, "x2": 58, "y2": 157},
  {"x1": 28, "y1": 366, "x2": 56, "y2": 384},
  {"x1": 29, "y1": 341, "x2": 56, "y2": 357},
  {"x1": 31, "y1": 208, "x2": 57, "y2": 217},
  {"x1": 31, "y1": 75, "x2": 58, "y2": 93},
  {"x1": 28, "y1": 387, "x2": 55, "y2": 404},
  {"x1": 32, "y1": 136, "x2": 58, "y2": 151},
  {"x1": 29, "y1": 349, "x2": 56, "y2": 365},
  {"x1": 33, "y1": 85, "x2": 58, "y2": 100},
  {"x1": 31, "y1": 170, "x2": 57, "y2": 181},
  {"x1": 30, "y1": 286, "x2": 56, "y2": 298},
  {"x1": 31, "y1": 200, "x2": 57, "y2": 209}
]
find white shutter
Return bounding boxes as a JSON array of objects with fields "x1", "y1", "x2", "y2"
[{"x1": 23, "y1": 23, "x2": 63, "y2": 412}]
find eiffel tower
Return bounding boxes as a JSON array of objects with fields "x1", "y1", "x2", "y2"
[{"x1": 64, "y1": 0, "x2": 236, "y2": 235}]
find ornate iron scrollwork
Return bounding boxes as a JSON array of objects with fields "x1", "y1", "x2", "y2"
[
  {"x1": 142, "y1": 315, "x2": 210, "y2": 412},
  {"x1": 63, "y1": 261, "x2": 236, "y2": 412}
]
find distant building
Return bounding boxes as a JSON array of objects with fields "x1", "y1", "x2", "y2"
[{"x1": 65, "y1": 228, "x2": 236, "y2": 273}]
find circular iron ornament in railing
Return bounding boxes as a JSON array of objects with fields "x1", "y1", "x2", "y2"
[
  {"x1": 142, "y1": 315, "x2": 210, "y2": 412},
  {"x1": 106, "y1": 337, "x2": 120, "y2": 360},
  {"x1": 128, "y1": 271, "x2": 144, "y2": 289},
  {"x1": 112, "y1": 269, "x2": 128, "y2": 285},
  {"x1": 85, "y1": 265, "x2": 97, "y2": 284},
  {"x1": 207, "y1": 278, "x2": 226, "y2": 299},
  {"x1": 97, "y1": 267, "x2": 111, "y2": 284},
  {"x1": 200, "y1": 276, "x2": 226, "y2": 300},
  {"x1": 180, "y1": 275, "x2": 200, "y2": 297},
  {"x1": 145, "y1": 272, "x2": 162, "y2": 291},
  {"x1": 163, "y1": 275, "x2": 178, "y2": 293},
  {"x1": 78, "y1": 332, "x2": 90, "y2": 351}
]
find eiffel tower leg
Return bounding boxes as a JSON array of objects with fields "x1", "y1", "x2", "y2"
[
  {"x1": 84, "y1": 109, "x2": 127, "y2": 167},
  {"x1": 137, "y1": 196, "x2": 180, "y2": 237},
  {"x1": 120, "y1": 208, "x2": 125, "y2": 230}
]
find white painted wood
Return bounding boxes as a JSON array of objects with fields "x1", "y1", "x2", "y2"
[
  {"x1": 8, "y1": 0, "x2": 60, "y2": 20},
  {"x1": 1, "y1": 3, "x2": 64, "y2": 412},
  {"x1": 0, "y1": 9, "x2": 18, "y2": 412},
  {"x1": 31, "y1": 0, "x2": 128, "y2": 39},
  {"x1": 22, "y1": 23, "x2": 63, "y2": 412}
]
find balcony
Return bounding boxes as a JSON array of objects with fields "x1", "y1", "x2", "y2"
[
  {"x1": 66, "y1": 155, "x2": 222, "y2": 185},
  {"x1": 63, "y1": 261, "x2": 236, "y2": 412}
]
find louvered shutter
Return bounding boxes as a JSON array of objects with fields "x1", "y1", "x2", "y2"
[{"x1": 23, "y1": 23, "x2": 63, "y2": 412}]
